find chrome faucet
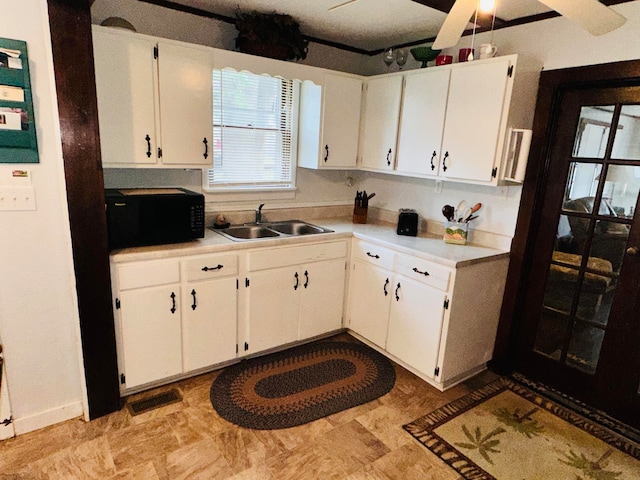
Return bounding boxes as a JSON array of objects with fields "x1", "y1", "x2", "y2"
[{"x1": 255, "y1": 203, "x2": 265, "y2": 223}]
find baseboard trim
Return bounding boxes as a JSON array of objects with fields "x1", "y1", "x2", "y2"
[{"x1": 13, "y1": 401, "x2": 83, "y2": 435}]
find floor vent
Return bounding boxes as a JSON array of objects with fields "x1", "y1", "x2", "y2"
[{"x1": 127, "y1": 389, "x2": 182, "y2": 416}]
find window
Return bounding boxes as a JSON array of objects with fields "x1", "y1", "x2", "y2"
[{"x1": 205, "y1": 69, "x2": 299, "y2": 191}]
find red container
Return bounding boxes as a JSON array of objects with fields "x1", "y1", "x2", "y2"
[
  {"x1": 436, "y1": 54, "x2": 453, "y2": 66},
  {"x1": 459, "y1": 48, "x2": 474, "y2": 62}
]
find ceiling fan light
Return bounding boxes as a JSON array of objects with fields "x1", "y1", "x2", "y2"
[{"x1": 478, "y1": 0, "x2": 495, "y2": 14}]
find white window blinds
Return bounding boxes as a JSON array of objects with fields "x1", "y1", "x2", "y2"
[{"x1": 206, "y1": 69, "x2": 298, "y2": 190}]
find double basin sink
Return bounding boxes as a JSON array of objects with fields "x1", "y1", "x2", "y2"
[{"x1": 210, "y1": 220, "x2": 334, "y2": 241}]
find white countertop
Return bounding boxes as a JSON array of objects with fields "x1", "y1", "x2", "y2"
[{"x1": 110, "y1": 219, "x2": 509, "y2": 268}]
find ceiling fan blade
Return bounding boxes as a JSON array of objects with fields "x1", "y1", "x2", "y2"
[
  {"x1": 541, "y1": 0, "x2": 627, "y2": 36},
  {"x1": 432, "y1": 0, "x2": 477, "y2": 50}
]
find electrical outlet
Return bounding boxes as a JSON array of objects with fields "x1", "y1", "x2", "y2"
[{"x1": 0, "y1": 186, "x2": 36, "y2": 211}]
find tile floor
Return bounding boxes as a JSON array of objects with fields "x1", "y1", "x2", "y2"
[{"x1": 0, "y1": 334, "x2": 497, "y2": 479}]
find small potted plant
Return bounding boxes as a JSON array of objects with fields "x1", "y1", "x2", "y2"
[{"x1": 234, "y1": 10, "x2": 309, "y2": 61}]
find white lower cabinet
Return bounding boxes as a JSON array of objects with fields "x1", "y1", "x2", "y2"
[
  {"x1": 112, "y1": 253, "x2": 238, "y2": 393},
  {"x1": 386, "y1": 275, "x2": 446, "y2": 378},
  {"x1": 348, "y1": 239, "x2": 508, "y2": 390},
  {"x1": 119, "y1": 284, "x2": 183, "y2": 390},
  {"x1": 244, "y1": 241, "x2": 348, "y2": 355},
  {"x1": 348, "y1": 260, "x2": 392, "y2": 348}
]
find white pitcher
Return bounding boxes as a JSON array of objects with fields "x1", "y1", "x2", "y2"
[{"x1": 479, "y1": 43, "x2": 498, "y2": 59}]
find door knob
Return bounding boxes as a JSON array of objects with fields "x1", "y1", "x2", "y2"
[{"x1": 627, "y1": 246, "x2": 639, "y2": 256}]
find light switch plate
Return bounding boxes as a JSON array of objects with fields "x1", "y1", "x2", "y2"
[{"x1": 0, "y1": 186, "x2": 36, "y2": 211}]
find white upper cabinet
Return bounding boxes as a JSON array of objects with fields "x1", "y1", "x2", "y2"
[
  {"x1": 93, "y1": 29, "x2": 158, "y2": 166},
  {"x1": 396, "y1": 68, "x2": 450, "y2": 177},
  {"x1": 157, "y1": 41, "x2": 213, "y2": 166},
  {"x1": 359, "y1": 75, "x2": 403, "y2": 171},
  {"x1": 298, "y1": 73, "x2": 362, "y2": 169},
  {"x1": 361, "y1": 55, "x2": 532, "y2": 186},
  {"x1": 439, "y1": 57, "x2": 513, "y2": 183},
  {"x1": 92, "y1": 26, "x2": 213, "y2": 168}
]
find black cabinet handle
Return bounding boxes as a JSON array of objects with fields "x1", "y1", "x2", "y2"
[
  {"x1": 145, "y1": 134, "x2": 151, "y2": 158},
  {"x1": 412, "y1": 267, "x2": 430, "y2": 277},
  {"x1": 324, "y1": 144, "x2": 329, "y2": 162},
  {"x1": 202, "y1": 264, "x2": 223, "y2": 272},
  {"x1": 395, "y1": 283, "x2": 401, "y2": 302},
  {"x1": 170, "y1": 292, "x2": 176, "y2": 314},
  {"x1": 191, "y1": 289, "x2": 197, "y2": 310},
  {"x1": 442, "y1": 151, "x2": 449, "y2": 172},
  {"x1": 203, "y1": 138, "x2": 208, "y2": 159},
  {"x1": 383, "y1": 278, "x2": 389, "y2": 296},
  {"x1": 366, "y1": 252, "x2": 380, "y2": 259},
  {"x1": 386, "y1": 148, "x2": 392, "y2": 166},
  {"x1": 304, "y1": 270, "x2": 309, "y2": 288},
  {"x1": 294, "y1": 272, "x2": 299, "y2": 290},
  {"x1": 430, "y1": 151, "x2": 436, "y2": 171}
]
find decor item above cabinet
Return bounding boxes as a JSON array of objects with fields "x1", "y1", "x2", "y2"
[
  {"x1": 298, "y1": 73, "x2": 362, "y2": 169},
  {"x1": 92, "y1": 26, "x2": 213, "y2": 169},
  {"x1": 361, "y1": 55, "x2": 539, "y2": 186}
]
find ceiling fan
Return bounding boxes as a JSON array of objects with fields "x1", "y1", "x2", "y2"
[{"x1": 432, "y1": 0, "x2": 627, "y2": 49}]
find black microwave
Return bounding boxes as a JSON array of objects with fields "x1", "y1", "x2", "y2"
[{"x1": 105, "y1": 188, "x2": 205, "y2": 249}]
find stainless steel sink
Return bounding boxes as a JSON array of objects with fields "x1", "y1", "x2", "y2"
[
  {"x1": 268, "y1": 221, "x2": 330, "y2": 236},
  {"x1": 210, "y1": 220, "x2": 333, "y2": 241}
]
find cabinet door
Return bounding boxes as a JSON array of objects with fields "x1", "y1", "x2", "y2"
[
  {"x1": 321, "y1": 74, "x2": 362, "y2": 168},
  {"x1": 157, "y1": 41, "x2": 213, "y2": 166},
  {"x1": 93, "y1": 28, "x2": 158, "y2": 166},
  {"x1": 396, "y1": 69, "x2": 450, "y2": 176},
  {"x1": 119, "y1": 285, "x2": 182, "y2": 389},
  {"x1": 299, "y1": 259, "x2": 346, "y2": 339},
  {"x1": 246, "y1": 266, "x2": 300, "y2": 354},
  {"x1": 348, "y1": 260, "x2": 392, "y2": 348},
  {"x1": 182, "y1": 277, "x2": 236, "y2": 372},
  {"x1": 440, "y1": 59, "x2": 512, "y2": 182},
  {"x1": 360, "y1": 75, "x2": 403, "y2": 171},
  {"x1": 386, "y1": 276, "x2": 446, "y2": 378}
]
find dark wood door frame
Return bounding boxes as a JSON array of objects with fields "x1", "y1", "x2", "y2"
[
  {"x1": 47, "y1": 0, "x2": 121, "y2": 418},
  {"x1": 491, "y1": 59, "x2": 640, "y2": 374}
]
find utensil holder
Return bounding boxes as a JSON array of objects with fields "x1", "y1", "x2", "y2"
[
  {"x1": 353, "y1": 206, "x2": 368, "y2": 224},
  {"x1": 444, "y1": 221, "x2": 468, "y2": 245}
]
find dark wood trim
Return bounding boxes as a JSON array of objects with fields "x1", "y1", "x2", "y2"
[
  {"x1": 47, "y1": 0, "x2": 121, "y2": 419},
  {"x1": 490, "y1": 58, "x2": 640, "y2": 374},
  {"x1": 140, "y1": 0, "x2": 635, "y2": 56}
]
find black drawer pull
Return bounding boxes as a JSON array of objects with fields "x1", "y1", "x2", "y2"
[
  {"x1": 202, "y1": 264, "x2": 223, "y2": 272},
  {"x1": 442, "y1": 151, "x2": 449, "y2": 172},
  {"x1": 145, "y1": 134, "x2": 151, "y2": 158},
  {"x1": 304, "y1": 270, "x2": 309, "y2": 288},
  {"x1": 430, "y1": 151, "x2": 436, "y2": 171},
  {"x1": 366, "y1": 252, "x2": 380, "y2": 259},
  {"x1": 203, "y1": 137, "x2": 209, "y2": 159},
  {"x1": 386, "y1": 148, "x2": 392, "y2": 166},
  {"x1": 395, "y1": 283, "x2": 401, "y2": 301},
  {"x1": 294, "y1": 272, "x2": 299, "y2": 290},
  {"x1": 383, "y1": 278, "x2": 390, "y2": 296},
  {"x1": 412, "y1": 267, "x2": 430, "y2": 277},
  {"x1": 324, "y1": 144, "x2": 329, "y2": 162}
]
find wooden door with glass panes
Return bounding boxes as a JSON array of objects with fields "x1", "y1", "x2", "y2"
[{"x1": 515, "y1": 85, "x2": 640, "y2": 429}]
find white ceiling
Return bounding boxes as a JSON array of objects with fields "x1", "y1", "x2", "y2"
[{"x1": 167, "y1": 0, "x2": 554, "y2": 51}]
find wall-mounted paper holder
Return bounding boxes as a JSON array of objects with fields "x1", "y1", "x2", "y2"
[{"x1": 503, "y1": 128, "x2": 532, "y2": 183}]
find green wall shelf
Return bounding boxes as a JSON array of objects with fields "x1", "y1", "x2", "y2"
[{"x1": 0, "y1": 37, "x2": 39, "y2": 164}]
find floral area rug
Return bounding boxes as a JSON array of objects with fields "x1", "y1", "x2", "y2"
[{"x1": 404, "y1": 378, "x2": 640, "y2": 479}]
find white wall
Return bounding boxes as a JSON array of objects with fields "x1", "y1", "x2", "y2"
[{"x1": 0, "y1": 0, "x2": 85, "y2": 433}]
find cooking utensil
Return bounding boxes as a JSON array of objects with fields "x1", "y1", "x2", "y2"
[
  {"x1": 460, "y1": 207, "x2": 472, "y2": 223},
  {"x1": 442, "y1": 205, "x2": 454, "y2": 221},
  {"x1": 455, "y1": 200, "x2": 466, "y2": 221},
  {"x1": 465, "y1": 202, "x2": 482, "y2": 222}
]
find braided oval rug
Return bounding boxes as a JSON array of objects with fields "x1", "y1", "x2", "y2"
[{"x1": 210, "y1": 341, "x2": 396, "y2": 430}]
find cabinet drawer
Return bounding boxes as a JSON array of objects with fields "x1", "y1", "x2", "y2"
[
  {"x1": 249, "y1": 241, "x2": 347, "y2": 271},
  {"x1": 396, "y1": 254, "x2": 451, "y2": 291},
  {"x1": 117, "y1": 260, "x2": 180, "y2": 290},
  {"x1": 183, "y1": 254, "x2": 238, "y2": 281},
  {"x1": 352, "y1": 240, "x2": 395, "y2": 270}
]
